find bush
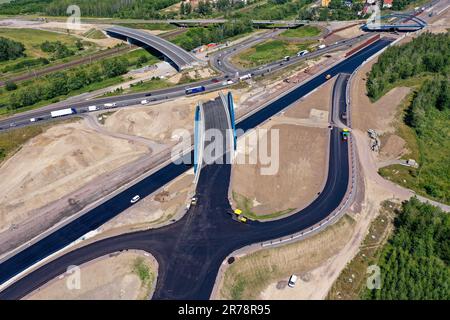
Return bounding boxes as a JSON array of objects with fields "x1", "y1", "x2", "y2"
[
  {"x1": 5, "y1": 81, "x2": 18, "y2": 91},
  {"x1": 0, "y1": 37, "x2": 25, "y2": 61}
]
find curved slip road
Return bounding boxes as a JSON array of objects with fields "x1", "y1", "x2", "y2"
[{"x1": 0, "y1": 38, "x2": 393, "y2": 300}]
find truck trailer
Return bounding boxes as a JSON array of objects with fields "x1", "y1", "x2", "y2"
[{"x1": 50, "y1": 108, "x2": 76, "y2": 118}]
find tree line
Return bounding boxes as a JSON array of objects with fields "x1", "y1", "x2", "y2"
[
  {"x1": 7, "y1": 57, "x2": 129, "y2": 110},
  {"x1": 0, "y1": 0, "x2": 180, "y2": 19},
  {"x1": 403, "y1": 77, "x2": 450, "y2": 202},
  {"x1": 363, "y1": 198, "x2": 450, "y2": 300},
  {"x1": 173, "y1": 20, "x2": 253, "y2": 51},
  {"x1": 0, "y1": 37, "x2": 26, "y2": 62},
  {"x1": 367, "y1": 32, "x2": 450, "y2": 100}
]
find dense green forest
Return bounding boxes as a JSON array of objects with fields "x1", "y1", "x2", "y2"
[
  {"x1": 367, "y1": 32, "x2": 450, "y2": 100},
  {"x1": 0, "y1": 37, "x2": 25, "y2": 61},
  {"x1": 363, "y1": 198, "x2": 450, "y2": 300},
  {"x1": 0, "y1": 0, "x2": 364, "y2": 21},
  {"x1": 400, "y1": 77, "x2": 450, "y2": 203},
  {"x1": 0, "y1": 0, "x2": 179, "y2": 18}
]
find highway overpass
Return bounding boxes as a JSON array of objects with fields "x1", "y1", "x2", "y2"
[
  {"x1": 362, "y1": 13, "x2": 427, "y2": 32},
  {"x1": 193, "y1": 92, "x2": 235, "y2": 183},
  {"x1": 105, "y1": 25, "x2": 201, "y2": 71}
]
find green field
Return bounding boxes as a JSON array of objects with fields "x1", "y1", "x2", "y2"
[
  {"x1": 280, "y1": 26, "x2": 321, "y2": 38},
  {"x1": 83, "y1": 28, "x2": 107, "y2": 39},
  {"x1": 0, "y1": 28, "x2": 98, "y2": 77},
  {"x1": 232, "y1": 191, "x2": 295, "y2": 221},
  {"x1": 232, "y1": 39, "x2": 316, "y2": 68}
]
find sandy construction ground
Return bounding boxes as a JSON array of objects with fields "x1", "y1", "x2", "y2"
[
  {"x1": 230, "y1": 79, "x2": 332, "y2": 216},
  {"x1": 102, "y1": 92, "x2": 221, "y2": 144},
  {"x1": 101, "y1": 172, "x2": 195, "y2": 233},
  {"x1": 27, "y1": 251, "x2": 157, "y2": 300},
  {"x1": 0, "y1": 120, "x2": 148, "y2": 236}
]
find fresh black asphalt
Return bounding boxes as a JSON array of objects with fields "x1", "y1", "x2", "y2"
[{"x1": 0, "y1": 38, "x2": 393, "y2": 300}]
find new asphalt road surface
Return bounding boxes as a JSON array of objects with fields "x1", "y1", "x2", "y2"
[{"x1": 0, "y1": 38, "x2": 393, "y2": 300}]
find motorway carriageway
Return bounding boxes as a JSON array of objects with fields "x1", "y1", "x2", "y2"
[
  {"x1": 0, "y1": 38, "x2": 393, "y2": 299},
  {"x1": 0, "y1": 34, "x2": 371, "y2": 131}
]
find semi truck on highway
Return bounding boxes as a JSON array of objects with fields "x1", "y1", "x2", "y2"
[
  {"x1": 104, "y1": 103, "x2": 117, "y2": 108},
  {"x1": 185, "y1": 85, "x2": 206, "y2": 95},
  {"x1": 239, "y1": 74, "x2": 252, "y2": 81},
  {"x1": 50, "y1": 108, "x2": 76, "y2": 118}
]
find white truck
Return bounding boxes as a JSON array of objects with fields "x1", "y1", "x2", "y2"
[
  {"x1": 50, "y1": 108, "x2": 76, "y2": 118},
  {"x1": 88, "y1": 105, "x2": 98, "y2": 111},
  {"x1": 318, "y1": 44, "x2": 326, "y2": 50},
  {"x1": 239, "y1": 73, "x2": 252, "y2": 81},
  {"x1": 104, "y1": 102, "x2": 117, "y2": 108}
]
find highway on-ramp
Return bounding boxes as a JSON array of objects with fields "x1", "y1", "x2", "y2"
[{"x1": 0, "y1": 38, "x2": 393, "y2": 300}]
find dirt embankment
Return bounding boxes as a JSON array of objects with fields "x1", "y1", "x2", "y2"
[
  {"x1": 102, "y1": 92, "x2": 221, "y2": 145},
  {"x1": 351, "y1": 59, "x2": 412, "y2": 161},
  {"x1": 230, "y1": 79, "x2": 333, "y2": 216},
  {"x1": 0, "y1": 120, "x2": 148, "y2": 236},
  {"x1": 27, "y1": 251, "x2": 157, "y2": 300}
]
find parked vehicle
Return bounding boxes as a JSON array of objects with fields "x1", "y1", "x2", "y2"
[
  {"x1": 288, "y1": 275, "x2": 298, "y2": 288},
  {"x1": 130, "y1": 195, "x2": 140, "y2": 203},
  {"x1": 50, "y1": 108, "x2": 76, "y2": 118}
]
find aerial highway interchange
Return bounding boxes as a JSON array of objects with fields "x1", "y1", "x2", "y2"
[{"x1": 0, "y1": 0, "x2": 448, "y2": 303}]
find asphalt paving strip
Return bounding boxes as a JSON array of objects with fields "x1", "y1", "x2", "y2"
[{"x1": 0, "y1": 38, "x2": 393, "y2": 300}]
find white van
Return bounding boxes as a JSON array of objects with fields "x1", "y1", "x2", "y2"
[
  {"x1": 297, "y1": 50, "x2": 309, "y2": 57},
  {"x1": 130, "y1": 195, "x2": 140, "y2": 203},
  {"x1": 318, "y1": 44, "x2": 326, "y2": 50},
  {"x1": 288, "y1": 274, "x2": 298, "y2": 288},
  {"x1": 141, "y1": 99, "x2": 149, "y2": 105}
]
